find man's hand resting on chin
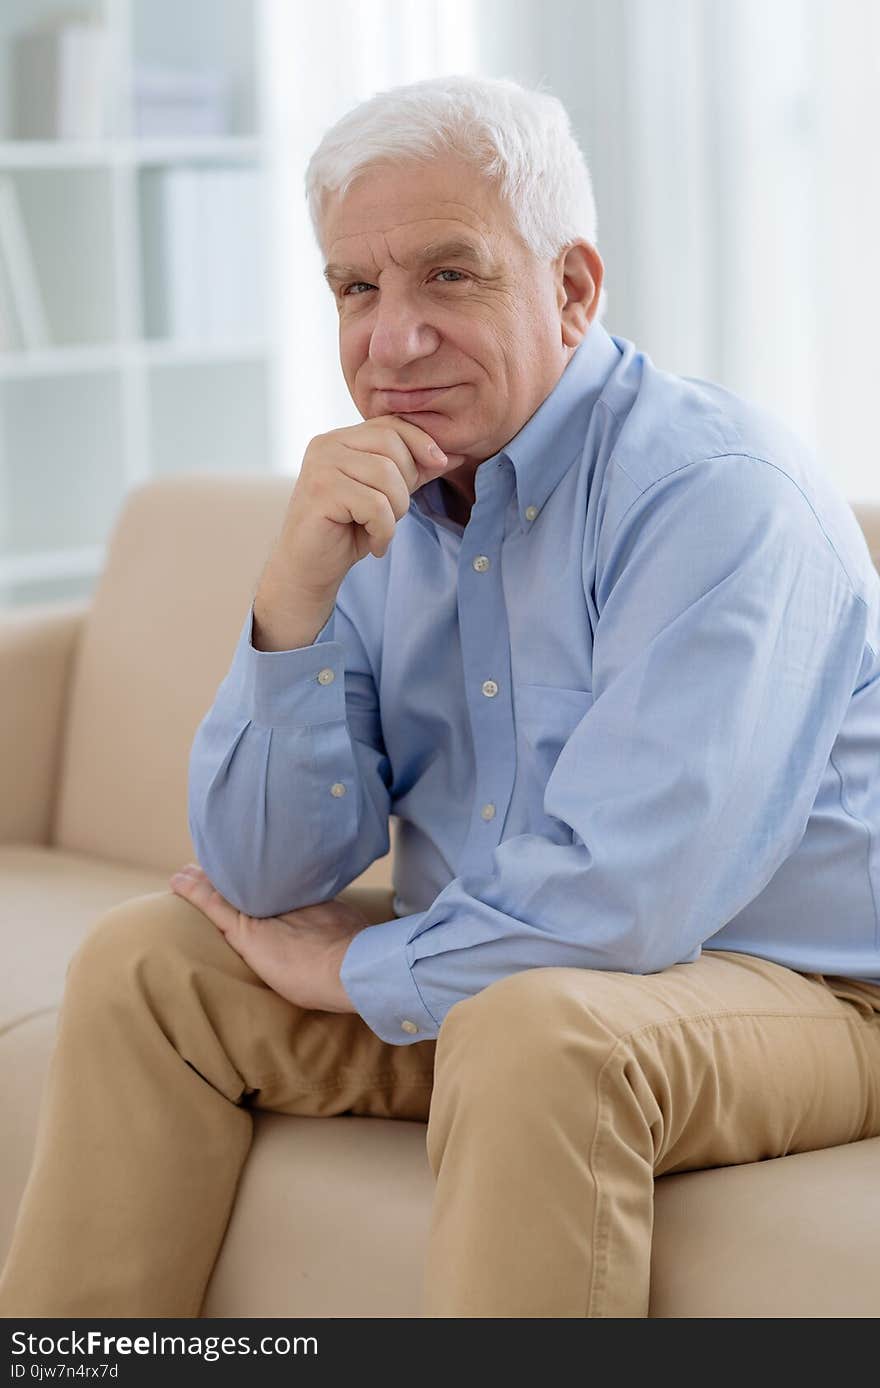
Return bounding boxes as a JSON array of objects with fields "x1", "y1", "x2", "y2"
[{"x1": 169, "y1": 863, "x2": 367, "y2": 1014}]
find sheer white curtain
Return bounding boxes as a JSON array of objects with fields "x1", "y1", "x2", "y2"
[
  {"x1": 809, "y1": 0, "x2": 880, "y2": 503},
  {"x1": 264, "y1": 0, "x2": 880, "y2": 501},
  {"x1": 624, "y1": 0, "x2": 880, "y2": 505}
]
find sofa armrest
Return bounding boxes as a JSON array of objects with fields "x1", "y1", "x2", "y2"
[{"x1": 0, "y1": 599, "x2": 90, "y2": 846}]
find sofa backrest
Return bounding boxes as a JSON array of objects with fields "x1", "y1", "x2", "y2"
[
  {"x1": 49, "y1": 479, "x2": 880, "y2": 876},
  {"x1": 53, "y1": 473, "x2": 294, "y2": 873}
]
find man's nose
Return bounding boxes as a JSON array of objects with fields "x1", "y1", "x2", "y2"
[{"x1": 367, "y1": 292, "x2": 441, "y2": 370}]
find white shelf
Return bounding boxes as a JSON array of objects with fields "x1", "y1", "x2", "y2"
[
  {"x1": 142, "y1": 338, "x2": 269, "y2": 367},
  {"x1": 0, "y1": 138, "x2": 265, "y2": 169},
  {"x1": 0, "y1": 544, "x2": 105, "y2": 587},
  {"x1": 0, "y1": 0, "x2": 278, "y2": 608},
  {"x1": 0, "y1": 338, "x2": 270, "y2": 379}
]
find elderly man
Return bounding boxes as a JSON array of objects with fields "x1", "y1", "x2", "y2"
[{"x1": 1, "y1": 72, "x2": 879, "y2": 1321}]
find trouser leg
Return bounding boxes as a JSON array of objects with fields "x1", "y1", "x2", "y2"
[
  {"x1": 421, "y1": 949, "x2": 880, "y2": 1317},
  {"x1": 0, "y1": 885, "x2": 435, "y2": 1318}
]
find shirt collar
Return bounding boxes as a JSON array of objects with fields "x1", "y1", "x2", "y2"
[{"x1": 409, "y1": 320, "x2": 623, "y2": 535}]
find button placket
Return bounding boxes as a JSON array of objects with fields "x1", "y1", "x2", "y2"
[{"x1": 456, "y1": 463, "x2": 517, "y2": 869}]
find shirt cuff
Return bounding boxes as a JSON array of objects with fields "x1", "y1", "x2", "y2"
[
  {"x1": 216, "y1": 603, "x2": 345, "y2": 728},
  {"x1": 339, "y1": 912, "x2": 440, "y2": 1044}
]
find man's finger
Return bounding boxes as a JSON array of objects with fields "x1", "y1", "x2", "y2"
[{"x1": 169, "y1": 865, "x2": 243, "y2": 939}]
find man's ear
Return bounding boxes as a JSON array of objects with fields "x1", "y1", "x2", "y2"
[{"x1": 558, "y1": 241, "x2": 604, "y2": 347}]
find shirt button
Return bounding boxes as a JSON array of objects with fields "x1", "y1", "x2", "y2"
[
  {"x1": 401, "y1": 1019, "x2": 419, "y2": 1034},
  {"x1": 525, "y1": 505, "x2": 538, "y2": 521},
  {"x1": 481, "y1": 802, "x2": 496, "y2": 820},
  {"x1": 330, "y1": 782, "x2": 346, "y2": 797},
  {"x1": 473, "y1": 554, "x2": 490, "y2": 572},
  {"x1": 317, "y1": 667, "x2": 335, "y2": 685},
  {"x1": 481, "y1": 679, "x2": 499, "y2": 697}
]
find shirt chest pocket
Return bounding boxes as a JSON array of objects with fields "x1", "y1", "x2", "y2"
[{"x1": 513, "y1": 683, "x2": 594, "y2": 837}]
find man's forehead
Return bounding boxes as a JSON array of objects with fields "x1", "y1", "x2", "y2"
[
  {"x1": 324, "y1": 194, "x2": 494, "y2": 243},
  {"x1": 322, "y1": 155, "x2": 506, "y2": 246}
]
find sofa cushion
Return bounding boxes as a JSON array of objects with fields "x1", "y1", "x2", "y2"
[
  {"x1": 0, "y1": 845, "x2": 169, "y2": 1030},
  {"x1": 648, "y1": 1137, "x2": 880, "y2": 1317},
  {"x1": 203, "y1": 1110, "x2": 436, "y2": 1319}
]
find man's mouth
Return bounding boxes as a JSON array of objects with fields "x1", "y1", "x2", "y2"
[{"x1": 377, "y1": 386, "x2": 457, "y2": 411}]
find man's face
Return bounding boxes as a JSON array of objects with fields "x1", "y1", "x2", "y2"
[{"x1": 320, "y1": 152, "x2": 600, "y2": 478}]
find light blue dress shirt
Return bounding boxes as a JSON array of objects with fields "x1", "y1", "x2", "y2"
[{"x1": 188, "y1": 321, "x2": 880, "y2": 1045}]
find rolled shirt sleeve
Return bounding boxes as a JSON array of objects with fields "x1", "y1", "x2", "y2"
[{"x1": 341, "y1": 455, "x2": 869, "y2": 1044}]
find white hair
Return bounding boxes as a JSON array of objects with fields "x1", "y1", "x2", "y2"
[{"x1": 304, "y1": 72, "x2": 607, "y2": 323}]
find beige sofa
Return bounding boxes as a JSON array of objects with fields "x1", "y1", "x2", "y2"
[{"x1": 2, "y1": 473, "x2": 880, "y2": 1319}]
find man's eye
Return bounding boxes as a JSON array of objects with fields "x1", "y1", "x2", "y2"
[{"x1": 341, "y1": 270, "x2": 467, "y2": 297}]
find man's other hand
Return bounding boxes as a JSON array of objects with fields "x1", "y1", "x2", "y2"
[{"x1": 168, "y1": 864, "x2": 368, "y2": 1014}]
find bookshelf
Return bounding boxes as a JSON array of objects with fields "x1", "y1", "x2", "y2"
[{"x1": 0, "y1": 0, "x2": 279, "y2": 607}]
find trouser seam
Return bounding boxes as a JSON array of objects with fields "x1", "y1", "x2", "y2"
[{"x1": 613, "y1": 1006, "x2": 868, "y2": 1045}]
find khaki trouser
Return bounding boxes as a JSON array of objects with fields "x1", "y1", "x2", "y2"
[{"x1": 1, "y1": 884, "x2": 879, "y2": 1318}]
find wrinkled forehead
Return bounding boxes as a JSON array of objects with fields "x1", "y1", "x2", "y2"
[{"x1": 320, "y1": 156, "x2": 513, "y2": 252}]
